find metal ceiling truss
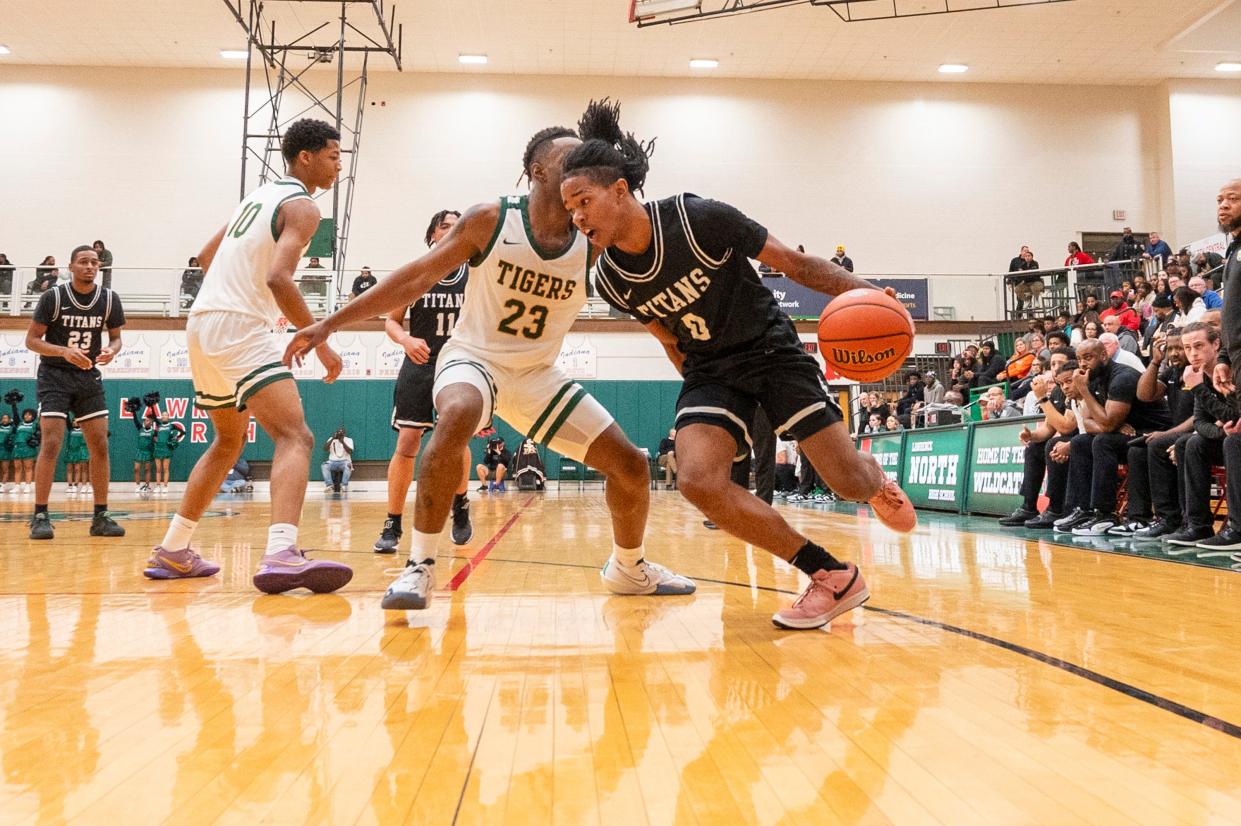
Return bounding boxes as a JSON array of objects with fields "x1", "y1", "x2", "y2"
[
  {"x1": 631, "y1": 0, "x2": 1074, "y2": 28},
  {"x1": 220, "y1": 0, "x2": 403, "y2": 275}
]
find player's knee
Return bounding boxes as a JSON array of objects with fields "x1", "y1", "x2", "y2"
[
  {"x1": 610, "y1": 444, "x2": 649, "y2": 486},
  {"x1": 676, "y1": 464, "x2": 725, "y2": 508}
]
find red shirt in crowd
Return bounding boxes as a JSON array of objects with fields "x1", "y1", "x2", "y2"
[
  {"x1": 1065, "y1": 251, "x2": 1095, "y2": 266},
  {"x1": 1100, "y1": 301, "x2": 1140, "y2": 332}
]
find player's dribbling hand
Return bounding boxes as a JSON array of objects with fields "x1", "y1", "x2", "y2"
[
  {"x1": 62, "y1": 347, "x2": 93, "y2": 370},
  {"x1": 283, "y1": 322, "x2": 330, "y2": 367},
  {"x1": 317, "y1": 345, "x2": 342, "y2": 384},
  {"x1": 403, "y1": 337, "x2": 431, "y2": 365}
]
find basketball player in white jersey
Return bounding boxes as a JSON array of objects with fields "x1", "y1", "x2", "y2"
[
  {"x1": 286, "y1": 106, "x2": 695, "y2": 610},
  {"x1": 144, "y1": 118, "x2": 353, "y2": 594}
]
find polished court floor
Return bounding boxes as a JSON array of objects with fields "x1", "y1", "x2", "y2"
[{"x1": 2, "y1": 485, "x2": 1240, "y2": 825}]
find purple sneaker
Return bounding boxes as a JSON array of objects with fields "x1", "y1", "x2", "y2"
[
  {"x1": 144, "y1": 546, "x2": 221, "y2": 580},
  {"x1": 252, "y1": 547, "x2": 353, "y2": 594}
]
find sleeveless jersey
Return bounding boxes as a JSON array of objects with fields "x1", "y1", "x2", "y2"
[
  {"x1": 191, "y1": 176, "x2": 317, "y2": 328},
  {"x1": 406, "y1": 264, "x2": 468, "y2": 357},
  {"x1": 594, "y1": 193, "x2": 784, "y2": 367},
  {"x1": 451, "y1": 195, "x2": 589, "y2": 370},
  {"x1": 32, "y1": 283, "x2": 125, "y2": 367}
]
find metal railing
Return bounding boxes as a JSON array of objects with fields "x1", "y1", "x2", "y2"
[{"x1": 1000, "y1": 258, "x2": 1157, "y2": 320}]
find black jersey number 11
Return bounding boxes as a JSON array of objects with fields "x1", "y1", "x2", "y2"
[{"x1": 498, "y1": 299, "x2": 548, "y2": 340}]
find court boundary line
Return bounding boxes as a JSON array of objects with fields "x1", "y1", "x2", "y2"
[{"x1": 446, "y1": 495, "x2": 537, "y2": 591}]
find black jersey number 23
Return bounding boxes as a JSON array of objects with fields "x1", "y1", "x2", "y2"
[{"x1": 497, "y1": 299, "x2": 548, "y2": 340}]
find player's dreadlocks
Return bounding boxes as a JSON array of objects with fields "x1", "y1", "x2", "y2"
[
  {"x1": 563, "y1": 98, "x2": 655, "y2": 195},
  {"x1": 423, "y1": 209, "x2": 462, "y2": 247},
  {"x1": 521, "y1": 125, "x2": 578, "y2": 183}
]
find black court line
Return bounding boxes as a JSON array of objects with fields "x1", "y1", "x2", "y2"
[
  {"x1": 451, "y1": 681, "x2": 497, "y2": 826},
  {"x1": 436, "y1": 555, "x2": 1241, "y2": 742}
]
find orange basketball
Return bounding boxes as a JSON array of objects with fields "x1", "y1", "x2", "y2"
[{"x1": 818, "y1": 289, "x2": 914, "y2": 382}]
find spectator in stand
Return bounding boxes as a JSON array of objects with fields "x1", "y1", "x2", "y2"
[
  {"x1": 1021, "y1": 319, "x2": 1046, "y2": 349},
  {"x1": 999, "y1": 338, "x2": 1035, "y2": 382},
  {"x1": 1167, "y1": 322, "x2": 1236, "y2": 547},
  {"x1": 1101, "y1": 315, "x2": 1140, "y2": 356},
  {"x1": 895, "y1": 371, "x2": 923, "y2": 418},
  {"x1": 1110, "y1": 227, "x2": 1144, "y2": 263},
  {"x1": 306, "y1": 256, "x2": 325, "y2": 269},
  {"x1": 923, "y1": 370, "x2": 945, "y2": 406},
  {"x1": 951, "y1": 345, "x2": 979, "y2": 392},
  {"x1": 1046, "y1": 330, "x2": 1070, "y2": 353},
  {"x1": 1065, "y1": 242, "x2": 1095, "y2": 267},
  {"x1": 349, "y1": 266, "x2": 378, "y2": 300},
  {"x1": 180, "y1": 256, "x2": 204, "y2": 307},
  {"x1": 974, "y1": 340, "x2": 1006, "y2": 387},
  {"x1": 220, "y1": 457, "x2": 252, "y2": 494},
  {"x1": 999, "y1": 349, "x2": 1077, "y2": 527},
  {"x1": 885, "y1": 415, "x2": 904, "y2": 431},
  {"x1": 1017, "y1": 357, "x2": 1052, "y2": 415},
  {"x1": 1173, "y1": 285, "x2": 1206, "y2": 324},
  {"x1": 1141, "y1": 293, "x2": 1178, "y2": 355},
  {"x1": 1193, "y1": 250, "x2": 1224, "y2": 278},
  {"x1": 861, "y1": 391, "x2": 890, "y2": 425},
  {"x1": 321, "y1": 426, "x2": 354, "y2": 492},
  {"x1": 1167, "y1": 268, "x2": 1187, "y2": 293},
  {"x1": 1176, "y1": 248, "x2": 1194, "y2": 272},
  {"x1": 1099, "y1": 331, "x2": 1144, "y2": 372},
  {"x1": 0, "y1": 253, "x2": 13, "y2": 296},
  {"x1": 1071, "y1": 316, "x2": 1101, "y2": 347},
  {"x1": 862, "y1": 413, "x2": 885, "y2": 434},
  {"x1": 92, "y1": 240, "x2": 113, "y2": 290},
  {"x1": 1132, "y1": 282, "x2": 1154, "y2": 321},
  {"x1": 1008, "y1": 248, "x2": 1042, "y2": 311},
  {"x1": 1009, "y1": 245, "x2": 1032, "y2": 272},
  {"x1": 656, "y1": 427, "x2": 676, "y2": 489},
  {"x1": 1123, "y1": 329, "x2": 1193, "y2": 539},
  {"x1": 1100, "y1": 290, "x2": 1140, "y2": 332},
  {"x1": 477, "y1": 436, "x2": 512, "y2": 492},
  {"x1": 1054, "y1": 312, "x2": 1073, "y2": 338},
  {"x1": 1053, "y1": 339, "x2": 1171, "y2": 535},
  {"x1": 32, "y1": 256, "x2": 59, "y2": 293},
  {"x1": 830, "y1": 245, "x2": 854, "y2": 273},
  {"x1": 1153, "y1": 273, "x2": 1171, "y2": 298},
  {"x1": 1029, "y1": 333, "x2": 1049, "y2": 360},
  {"x1": 1144, "y1": 231, "x2": 1173, "y2": 267},
  {"x1": 982, "y1": 385, "x2": 1020, "y2": 420},
  {"x1": 1188, "y1": 274, "x2": 1223, "y2": 310}
]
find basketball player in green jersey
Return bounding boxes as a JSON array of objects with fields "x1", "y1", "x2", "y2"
[
  {"x1": 286, "y1": 105, "x2": 695, "y2": 611},
  {"x1": 144, "y1": 119, "x2": 352, "y2": 594}
]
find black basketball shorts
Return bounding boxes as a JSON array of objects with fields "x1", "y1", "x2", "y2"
[
  {"x1": 36, "y1": 363, "x2": 108, "y2": 421},
  {"x1": 392, "y1": 357, "x2": 436, "y2": 431},
  {"x1": 675, "y1": 341, "x2": 842, "y2": 461}
]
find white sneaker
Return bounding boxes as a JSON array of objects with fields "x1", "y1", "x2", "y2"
[
  {"x1": 83, "y1": 483, "x2": 92, "y2": 494},
  {"x1": 601, "y1": 555, "x2": 696, "y2": 596},
  {"x1": 381, "y1": 560, "x2": 435, "y2": 610},
  {"x1": 20, "y1": 482, "x2": 30, "y2": 494},
  {"x1": 66, "y1": 484, "x2": 76, "y2": 494}
]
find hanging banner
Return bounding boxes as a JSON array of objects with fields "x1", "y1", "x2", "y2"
[
  {"x1": 103, "y1": 334, "x2": 151, "y2": 378},
  {"x1": 0, "y1": 337, "x2": 36, "y2": 378},
  {"x1": 557, "y1": 335, "x2": 597, "y2": 379}
]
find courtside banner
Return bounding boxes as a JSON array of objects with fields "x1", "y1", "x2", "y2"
[
  {"x1": 965, "y1": 417, "x2": 1040, "y2": 516},
  {"x1": 901, "y1": 424, "x2": 969, "y2": 513},
  {"x1": 856, "y1": 431, "x2": 905, "y2": 482}
]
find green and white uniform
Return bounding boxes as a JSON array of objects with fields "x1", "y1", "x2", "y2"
[
  {"x1": 12, "y1": 420, "x2": 38, "y2": 461},
  {"x1": 187, "y1": 176, "x2": 309, "y2": 411},
  {"x1": 433, "y1": 195, "x2": 613, "y2": 462},
  {"x1": 65, "y1": 428, "x2": 88, "y2": 464},
  {"x1": 0, "y1": 422, "x2": 13, "y2": 463},
  {"x1": 153, "y1": 424, "x2": 183, "y2": 459},
  {"x1": 137, "y1": 424, "x2": 155, "y2": 463}
]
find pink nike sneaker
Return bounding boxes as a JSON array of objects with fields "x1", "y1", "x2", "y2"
[
  {"x1": 252, "y1": 547, "x2": 353, "y2": 594},
  {"x1": 773, "y1": 563, "x2": 869, "y2": 630},
  {"x1": 868, "y1": 479, "x2": 917, "y2": 533},
  {"x1": 144, "y1": 546, "x2": 220, "y2": 580}
]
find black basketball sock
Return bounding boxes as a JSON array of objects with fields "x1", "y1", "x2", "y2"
[
  {"x1": 387, "y1": 513, "x2": 402, "y2": 532},
  {"x1": 34, "y1": 504, "x2": 48, "y2": 516},
  {"x1": 790, "y1": 541, "x2": 847, "y2": 576},
  {"x1": 94, "y1": 504, "x2": 108, "y2": 516}
]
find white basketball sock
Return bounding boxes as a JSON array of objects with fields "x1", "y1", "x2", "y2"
[
  {"x1": 265, "y1": 523, "x2": 298, "y2": 555},
  {"x1": 613, "y1": 542, "x2": 644, "y2": 568},
  {"x1": 409, "y1": 528, "x2": 443, "y2": 565},
  {"x1": 161, "y1": 514, "x2": 198, "y2": 550}
]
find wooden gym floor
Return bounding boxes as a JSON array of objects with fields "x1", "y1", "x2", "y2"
[{"x1": 1, "y1": 486, "x2": 1239, "y2": 825}]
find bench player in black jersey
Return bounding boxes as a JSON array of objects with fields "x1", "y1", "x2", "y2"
[
  {"x1": 24, "y1": 245, "x2": 127, "y2": 540},
  {"x1": 373, "y1": 209, "x2": 474, "y2": 553},
  {"x1": 559, "y1": 101, "x2": 916, "y2": 631}
]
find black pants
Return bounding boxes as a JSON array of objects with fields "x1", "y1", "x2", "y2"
[
  {"x1": 1183, "y1": 433, "x2": 1224, "y2": 531},
  {"x1": 1067, "y1": 431, "x2": 1131, "y2": 514},
  {"x1": 1025, "y1": 435, "x2": 1072, "y2": 514},
  {"x1": 1223, "y1": 434, "x2": 1241, "y2": 532},
  {"x1": 1142, "y1": 431, "x2": 1185, "y2": 525},
  {"x1": 751, "y1": 406, "x2": 775, "y2": 506},
  {"x1": 774, "y1": 464, "x2": 798, "y2": 492},
  {"x1": 797, "y1": 447, "x2": 822, "y2": 495}
]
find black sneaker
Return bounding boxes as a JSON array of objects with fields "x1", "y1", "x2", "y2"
[
  {"x1": 450, "y1": 498, "x2": 473, "y2": 546},
  {"x1": 1073, "y1": 513, "x2": 1120, "y2": 536},
  {"x1": 1164, "y1": 525, "x2": 1215, "y2": 552},
  {"x1": 1195, "y1": 528, "x2": 1241, "y2": 553},
  {"x1": 999, "y1": 507, "x2": 1039, "y2": 527},
  {"x1": 28, "y1": 512, "x2": 53, "y2": 540},
  {"x1": 373, "y1": 518, "x2": 401, "y2": 554},
  {"x1": 1132, "y1": 518, "x2": 1178, "y2": 540},
  {"x1": 1052, "y1": 507, "x2": 1095, "y2": 533},
  {"x1": 89, "y1": 511, "x2": 126, "y2": 537},
  {"x1": 1023, "y1": 511, "x2": 1062, "y2": 530},
  {"x1": 1106, "y1": 518, "x2": 1148, "y2": 537}
]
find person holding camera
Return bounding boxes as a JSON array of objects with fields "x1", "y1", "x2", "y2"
[
  {"x1": 476, "y1": 437, "x2": 511, "y2": 492},
  {"x1": 25, "y1": 245, "x2": 126, "y2": 539},
  {"x1": 321, "y1": 426, "x2": 354, "y2": 492}
]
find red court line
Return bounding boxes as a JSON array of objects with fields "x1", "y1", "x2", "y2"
[{"x1": 447, "y1": 496, "x2": 536, "y2": 591}]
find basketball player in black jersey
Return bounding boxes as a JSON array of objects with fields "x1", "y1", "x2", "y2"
[
  {"x1": 24, "y1": 245, "x2": 127, "y2": 540},
  {"x1": 374, "y1": 209, "x2": 474, "y2": 553},
  {"x1": 559, "y1": 101, "x2": 916, "y2": 631}
]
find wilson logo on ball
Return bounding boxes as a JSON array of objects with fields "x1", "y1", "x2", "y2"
[{"x1": 831, "y1": 346, "x2": 897, "y2": 365}]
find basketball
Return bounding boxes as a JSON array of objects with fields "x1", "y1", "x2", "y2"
[{"x1": 817, "y1": 288, "x2": 914, "y2": 382}]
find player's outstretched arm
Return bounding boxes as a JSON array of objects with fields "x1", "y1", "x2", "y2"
[
  {"x1": 284, "y1": 202, "x2": 498, "y2": 364},
  {"x1": 756, "y1": 235, "x2": 876, "y2": 297}
]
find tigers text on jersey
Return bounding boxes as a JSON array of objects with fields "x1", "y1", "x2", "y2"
[
  {"x1": 451, "y1": 195, "x2": 590, "y2": 370},
  {"x1": 593, "y1": 194, "x2": 789, "y2": 365},
  {"x1": 191, "y1": 176, "x2": 317, "y2": 328},
  {"x1": 32, "y1": 283, "x2": 126, "y2": 367},
  {"x1": 405, "y1": 264, "x2": 468, "y2": 356}
]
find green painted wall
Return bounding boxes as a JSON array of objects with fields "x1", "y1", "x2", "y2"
[{"x1": 0, "y1": 379, "x2": 683, "y2": 482}]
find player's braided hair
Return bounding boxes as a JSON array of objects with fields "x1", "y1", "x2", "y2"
[
  {"x1": 521, "y1": 126, "x2": 577, "y2": 183},
  {"x1": 563, "y1": 98, "x2": 655, "y2": 195},
  {"x1": 423, "y1": 209, "x2": 462, "y2": 247}
]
